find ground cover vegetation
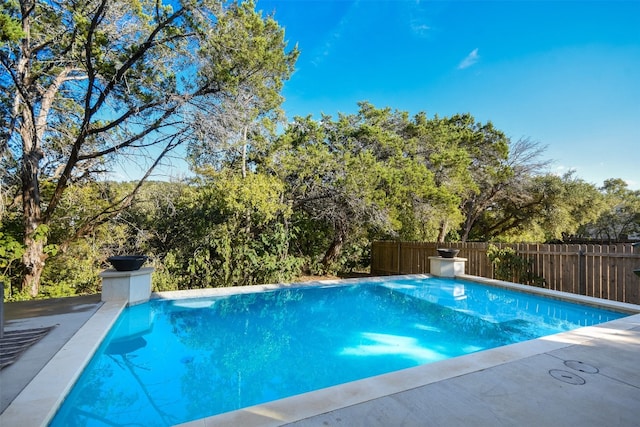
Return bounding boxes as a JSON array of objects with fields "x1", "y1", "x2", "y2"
[{"x1": 2, "y1": 1, "x2": 639, "y2": 300}]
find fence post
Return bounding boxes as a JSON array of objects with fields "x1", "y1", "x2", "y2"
[{"x1": 578, "y1": 249, "x2": 586, "y2": 295}]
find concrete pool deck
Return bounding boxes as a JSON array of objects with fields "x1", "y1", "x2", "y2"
[
  {"x1": 0, "y1": 294, "x2": 104, "y2": 414},
  {"x1": 1, "y1": 275, "x2": 639, "y2": 426}
]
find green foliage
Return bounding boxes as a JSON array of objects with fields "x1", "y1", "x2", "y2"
[
  {"x1": 33, "y1": 225, "x2": 58, "y2": 257},
  {"x1": 3, "y1": 0, "x2": 298, "y2": 296},
  {"x1": 587, "y1": 179, "x2": 640, "y2": 241},
  {"x1": 120, "y1": 173, "x2": 304, "y2": 291},
  {"x1": 0, "y1": 1, "x2": 23, "y2": 44},
  {"x1": 199, "y1": 0, "x2": 298, "y2": 106},
  {"x1": 335, "y1": 234, "x2": 372, "y2": 273},
  {"x1": 486, "y1": 244, "x2": 545, "y2": 287},
  {"x1": 151, "y1": 252, "x2": 181, "y2": 292},
  {"x1": 0, "y1": 231, "x2": 25, "y2": 299},
  {"x1": 0, "y1": 231, "x2": 24, "y2": 269},
  {"x1": 272, "y1": 105, "x2": 443, "y2": 269},
  {"x1": 0, "y1": 13, "x2": 23, "y2": 43},
  {"x1": 40, "y1": 251, "x2": 102, "y2": 298}
]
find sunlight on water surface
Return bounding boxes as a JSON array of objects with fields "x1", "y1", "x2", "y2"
[{"x1": 49, "y1": 277, "x2": 625, "y2": 427}]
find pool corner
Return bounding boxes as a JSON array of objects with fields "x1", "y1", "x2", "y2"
[{"x1": 0, "y1": 300, "x2": 126, "y2": 427}]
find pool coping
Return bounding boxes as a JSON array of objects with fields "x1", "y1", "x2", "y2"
[
  {"x1": 1, "y1": 274, "x2": 639, "y2": 427},
  {"x1": 0, "y1": 300, "x2": 126, "y2": 426}
]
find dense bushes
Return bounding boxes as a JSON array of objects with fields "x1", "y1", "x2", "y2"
[{"x1": 2, "y1": 106, "x2": 639, "y2": 299}]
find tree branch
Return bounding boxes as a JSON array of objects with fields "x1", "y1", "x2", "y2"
[
  {"x1": 58, "y1": 136, "x2": 181, "y2": 252},
  {"x1": 79, "y1": 110, "x2": 182, "y2": 161},
  {"x1": 88, "y1": 7, "x2": 188, "y2": 118}
]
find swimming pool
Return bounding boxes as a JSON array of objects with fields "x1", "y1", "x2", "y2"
[{"x1": 48, "y1": 276, "x2": 626, "y2": 426}]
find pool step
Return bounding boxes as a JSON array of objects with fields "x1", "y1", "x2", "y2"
[{"x1": 374, "y1": 286, "x2": 536, "y2": 342}]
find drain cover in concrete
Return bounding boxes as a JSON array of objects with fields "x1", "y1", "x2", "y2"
[
  {"x1": 0, "y1": 326, "x2": 55, "y2": 369},
  {"x1": 564, "y1": 360, "x2": 599, "y2": 374},
  {"x1": 549, "y1": 369, "x2": 586, "y2": 385}
]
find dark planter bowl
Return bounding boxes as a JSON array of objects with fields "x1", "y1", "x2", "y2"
[
  {"x1": 437, "y1": 248, "x2": 460, "y2": 259},
  {"x1": 634, "y1": 269, "x2": 640, "y2": 278},
  {"x1": 107, "y1": 255, "x2": 148, "y2": 271}
]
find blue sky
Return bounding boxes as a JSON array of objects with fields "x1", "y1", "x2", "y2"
[{"x1": 256, "y1": 0, "x2": 640, "y2": 190}]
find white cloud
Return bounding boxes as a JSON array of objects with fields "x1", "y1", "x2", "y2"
[
  {"x1": 408, "y1": 0, "x2": 431, "y2": 38},
  {"x1": 310, "y1": 1, "x2": 359, "y2": 66},
  {"x1": 458, "y1": 48, "x2": 480, "y2": 70},
  {"x1": 411, "y1": 22, "x2": 431, "y2": 36}
]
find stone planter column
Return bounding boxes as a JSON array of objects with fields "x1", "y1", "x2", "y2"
[
  {"x1": 429, "y1": 256, "x2": 467, "y2": 278},
  {"x1": 100, "y1": 267, "x2": 154, "y2": 306}
]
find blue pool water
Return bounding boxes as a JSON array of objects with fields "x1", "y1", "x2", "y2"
[{"x1": 49, "y1": 277, "x2": 625, "y2": 426}]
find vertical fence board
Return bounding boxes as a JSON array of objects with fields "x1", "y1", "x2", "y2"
[
  {"x1": 584, "y1": 245, "x2": 594, "y2": 297},
  {"x1": 616, "y1": 245, "x2": 625, "y2": 303},
  {"x1": 605, "y1": 245, "x2": 613, "y2": 301},
  {"x1": 630, "y1": 250, "x2": 635, "y2": 303},
  {"x1": 541, "y1": 244, "x2": 552, "y2": 291},
  {"x1": 597, "y1": 245, "x2": 606, "y2": 299},
  {"x1": 547, "y1": 244, "x2": 557, "y2": 292},
  {"x1": 558, "y1": 245, "x2": 579, "y2": 293}
]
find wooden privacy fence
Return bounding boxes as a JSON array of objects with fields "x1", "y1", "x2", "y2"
[{"x1": 370, "y1": 241, "x2": 640, "y2": 305}]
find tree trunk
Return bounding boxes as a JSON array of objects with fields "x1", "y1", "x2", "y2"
[
  {"x1": 22, "y1": 237, "x2": 46, "y2": 297},
  {"x1": 321, "y1": 227, "x2": 347, "y2": 268},
  {"x1": 16, "y1": 11, "x2": 50, "y2": 296},
  {"x1": 461, "y1": 210, "x2": 476, "y2": 243},
  {"x1": 21, "y1": 137, "x2": 46, "y2": 297},
  {"x1": 436, "y1": 219, "x2": 448, "y2": 243}
]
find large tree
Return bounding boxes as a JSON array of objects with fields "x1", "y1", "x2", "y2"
[
  {"x1": 272, "y1": 104, "x2": 442, "y2": 269},
  {"x1": 272, "y1": 113, "x2": 386, "y2": 269},
  {"x1": 466, "y1": 171, "x2": 607, "y2": 243},
  {"x1": 459, "y1": 136, "x2": 550, "y2": 242},
  {"x1": 588, "y1": 179, "x2": 640, "y2": 241},
  {"x1": 0, "y1": 0, "x2": 296, "y2": 296}
]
